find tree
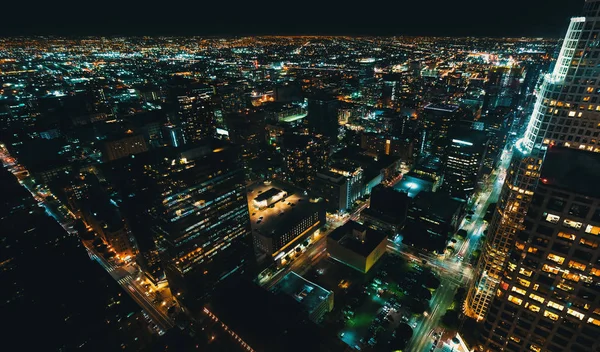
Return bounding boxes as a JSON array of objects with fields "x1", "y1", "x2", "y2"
[
  {"x1": 390, "y1": 323, "x2": 414, "y2": 351},
  {"x1": 441, "y1": 310, "x2": 460, "y2": 330}
]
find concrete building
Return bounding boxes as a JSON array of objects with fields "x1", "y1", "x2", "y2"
[
  {"x1": 314, "y1": 162, "x2": 364, "y2": 213},
  {"x1": 271, "y1": 272, "x2": 334, "y2": 323},
  {"x1": 327, "y1": 221, "x2": 388, "y2": 273},
  {"x1": 247, "y1": 180, "x2": 326, "y2": 266}
]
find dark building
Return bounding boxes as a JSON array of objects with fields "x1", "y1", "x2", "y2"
[
  {"x1": 360, "y1": 132, "x2": 414, "y2": 161},
  {"x1": 282, "y1": 133, "x2": 330, "y2": 188},
  {"x1": 421, "y1": 103, "x2": 461, "y2": 157},
  {"x1": 307, "y1": 93, "x2": 340, "y2": 140},
  {"x1": 443, "y1": 128, "x2": 489, "y2": 200},
  {"x1": 101, "y1": 141, "x2": 255, "y2": 310},
  {"x1": 0, "y1": 168, "x2": 154, "y2": 351},
  {"x1": 205, "y1": 279, "x2": 345, "y2": 352},
  {"x1": 225, "y1": 111, "x2": 267, "y2": 181},
  {"x1": 362, "y1": 185, "x2": 410, "y2": 236},
  {"x1": 102, "y1": 133, "x2": 148, "y2": 162},
  {"x1": 403, "y1": 191, "x2": 464, "y2": 252},
  {"x1": 480, "y1": 147, "x2": 600, "y2": 352},
  {"x1": 175, "y1": 95, "x2": 215, "y2": 145}
]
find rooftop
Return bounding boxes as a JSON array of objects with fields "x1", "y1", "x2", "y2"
[
  {"x1": 540, "y1": 146, "x2": 600, "y2": 198},
  {"x1": 271, "y1": 272, "x2": 332, "y2": 317},
  {"x1": 411, "y1": 191, "x2": 464, "y2": 220},
  {"x1": 424, "y1": 103, "x2": 460, "y2": 113},
  {"x1": 247, "y1": 180, "x2": 325, "y2": 240},
  {"x1": 328, "y1": 221, "x2": 387, "y2": 257}
]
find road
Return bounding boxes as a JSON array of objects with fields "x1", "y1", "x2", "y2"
[
  {"x1": 398, "y1": 144, "x2": 513, "y2": 351},
  {"x1": 0, "y1": 143, "x2": 175, "y2": 331}
]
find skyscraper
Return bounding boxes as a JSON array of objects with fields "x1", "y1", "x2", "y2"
[
  {"x1": 175, "y1": 95, "x2": 216, "y2": 145},
  {"x1": 443, "y1": 128, "x2": 488, "y2": 201},
  {"x1": 479, "y1": 147, "x2": 600, "y2": 352},
  {"x1": 467, "y1": 0, "x2": 600, "y2": 321},
  {"x1": 101, "y1": 141, "x2": 255, "y2": 309}
]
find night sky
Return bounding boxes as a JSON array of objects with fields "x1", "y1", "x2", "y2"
[{"x1": 1, "y1": 0, "x2": 582, "y2": 37}]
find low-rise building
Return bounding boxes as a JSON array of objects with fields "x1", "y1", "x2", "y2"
[
  {"x1": 327, "y1": 221, "x2": 387, "y2": 273},
  {"x1": 271, "y1": 272, "x2": 334, "y2": 323},
  {"x1": 247, "y1": 180, "x2": 326, "y2": 266}
]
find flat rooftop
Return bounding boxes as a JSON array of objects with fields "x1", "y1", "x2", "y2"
[
  {"x1": 254, "y1": 187, "x2": 285, "y2": 203},
  {"x1": 247, "y1": 180, "x2": 324, "y2": 239},
  {"x1": 271, "y1": 272, "x2": 332, "y2": 317},
  {"x1": 424, "y1": 103, "x2": 459, "y2": 113},
  {"x1": 541, "y1": 146, "x2": 600, "y2": 198},
  {"x1": 394, "y1": 175, "x2": 434, "y2": 198},
  {"x1": 328, "y1": 221, "x2": 387, "y2": 257},
  {"x1": 412, "y1": 191, "x2": 463, "y2": 220}
]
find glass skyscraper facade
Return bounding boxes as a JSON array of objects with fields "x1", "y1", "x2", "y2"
[{"x1": 467, "y1": 0, "x2": 600, "y2": 326}]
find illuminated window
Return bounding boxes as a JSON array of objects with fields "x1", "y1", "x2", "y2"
[
  {"x1": 569, "y1": 111, "x2": 577, "y2": 117},
  {"x1": 585, "y1": 224, "x2": 600, "y2": 235},
  {"x1": 527, "y1": 247, "x2": 538, "y2": 254},
  {"x1": 557, "y1": 282, "x2": 575, "y2": 292},
  {"x1": 591, "y1": 268, "x2": 600, "y2": 277},
  {"x1": 568, "y1": 308, "x2": 585, "y2": 320},
  {"x1": 533, "y1": 284, "x2": 539, "y2": 291},
  {"x1": 508, "y1": 262, "x2": 517, "y2": 271},
  {"x1": 563, "y1": 272, "x2": 580, "y2": 282},
  {"x1": 594, "y1": 308, "x2": 600, "y2": 316},
  {"x1": 545, "y1": 213, "x2": 560, "y2": 224},
  {"x1": 519, "y1": 268, "x2": 533, "y2": 277},
  {"x1": 547, "y1": 253, "x2": 565, "y2": 265},
  {"x1": 580, "y1": 237, "x2": 599, "y2": 248},
  {"x1": 516, "y1": 242, "x2": 525, "y2": 250},
  {"x1": 544, "y1": 310, "x2": 559, "y2": 321},
  {"x1": 569, "y1": 261, "x2": 587, "y2": 271},
  {"x1": 508, "y1": 295, "x2": 523, "y2": 305},
  {"x1": 528, "y1": 304, "x2": 541, "y2": 313},
  {"x1": 530, "y1": 345, "x2": 542, "y2": 352},
  {"x1": 542, "y1": 264, "x2": 560, "y2": 274},
  {"x1": 588, "y1": 318, "x2": 600, "y2": 327},
  {"x1": 530, "y1": 293, "x2": 545, "y2": 304},
  {"x1": 517, "y1": 277, "x2": 531, "y2": 287},
  {"x1": 511, "y1": 286, "x2": 527, "y2": 295},
  {"x1": 564, "y1": 219, "x2": 583, "y2": 229},
  {"x1": 557, "y1": 231, "x2": 576, "y2": 241},
  {"x1": 547, "y1": 301, "x2": 565, "y2": 311},
  {"x1": 510, "y1": 336, "x2": 521, "y2": 343}
]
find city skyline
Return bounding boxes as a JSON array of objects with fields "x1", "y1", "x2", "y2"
[{"x1": 3, "y1": 1, "x2": 600, "y2": 351}]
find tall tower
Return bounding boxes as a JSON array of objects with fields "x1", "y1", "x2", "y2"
[{"x1": 466, "y1": 0, "x2": 600, "y2": 321}]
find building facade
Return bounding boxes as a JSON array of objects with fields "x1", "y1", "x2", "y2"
[
  {"x1": 467, "y1": 1, "x2": 600, "y2": 321},
  {"x1": 479, "y1": 147, "x2": 600, "y2": 352}
]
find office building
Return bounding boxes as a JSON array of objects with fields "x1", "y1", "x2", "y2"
[
  {"x1": 307, "y1": 93, "x2": 340, "y2": 140},
  {"x1": 314, "y1": 162, "x2": 364, "y2": 213},
  {"x1": 421, "y1": 103, "x2": 461, "y2": 157},
  {"x1": 362, "y1": 185, "x2": 410, "y2": 235},
  {"x1": 101, "y1": 141, "x2": 254, "y2": 309},
  {"x1": 175, "y1": 95, "x2": 215, "y2": 145},
  {"x1": 327, "y1": 221, "x2": 388, "y2": 273},
  {"x1": 247, "y1": 180, "x2": 325, "y2": 266},
  {"x1": 403, "y1": 191, "x2": 464, "y2": 252},
  {"x1": 468, "y1": 1, "x2": 600, "y2": 320},
  {"x1": 102, "y1": 133, "x2": 148, "y2": 162},
  {"x1": 282, "y1": 133, "x2": 330, "y2": 188},
  {"x1": 479, "y1": 147, "x2": 600, "y2": 352},
  {"x1": 360, "y1": 132, "x2": 414, "y2": 161},
  {"x1": 443, "y1": 128, "x2": 488, "y2": 200}
]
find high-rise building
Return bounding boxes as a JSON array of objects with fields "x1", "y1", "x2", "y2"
[
  {"x1": 443, "y1": 128, "x2": 488, "y2": 201},
  {"x1": 175, "y1": 95, "x2": 215, "y2": 145},
  {"x1": 421, "y1": 103, "x2": 461, "y2": 157},
  {"x1": 101, "y1": 141, "x2": 255, "y2": 309},
  {"x1": 479, "y1": 147, "x2": 600, "y2": 352},
  {"x1": 467, "y1": 0, "x2": 600, "y2": 320},
  {"x1": 282, "y1": 133, "x2": 330, "y2": 188},
  {"x1": 314, "y1": 162, "x2": 364, "y2": 213},
  {"x1": 307, "y1": 94, "x2": 340, "y2": 140}
]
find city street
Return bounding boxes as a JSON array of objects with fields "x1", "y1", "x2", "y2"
[{"x1": 0, "y1": 143, "x2": 175, "y2": 332}]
